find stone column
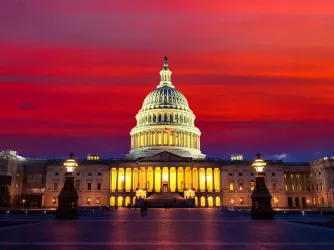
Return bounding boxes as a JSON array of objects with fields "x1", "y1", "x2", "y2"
[
  {"x1": 160, "y1": 167, "x2": 163, "y2": 192},
  {"x1": 130, "y1": 168, "x2": 133, "y2": 192},
  {"x1": 138, "y1": 168, "x2": 141, "y2": 189},
  {"x1": 191, "y1": 167, "x2": 194, "y2": 189},
  {"x1": 175, "y1": 167, "x2": 178, "y2": 192},
  {"x1": 212, "y1": 168, "x2": 216, "y2": 192},
  {"x1": 115, "y1": 168, "x2": 118, "y2": 192},
  {"x1": 153, "y1": 167, "x2": 156, "y2": 192},
  {"x1": 145, "y1": 167, "x2": 148, "y2": 190},
  {"x1": 198, "y1": 168, "x2": 201, "y2": 192},
  {"x1": 123, "y1": 168, "x2": 127, "y2": 192},
  {"x1": 205, "y1": 168, "x2": 208, "y2": 192},
  {"x1": 168, "y1": 167, "x2": 171, "y2": 192}
]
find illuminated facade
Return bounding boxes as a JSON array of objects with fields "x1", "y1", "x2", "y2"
[{"x1": 0, "y1": 57, "x2": 334, "y2": 209}]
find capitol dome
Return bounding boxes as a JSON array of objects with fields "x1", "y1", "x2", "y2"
[
  {"x1": 126, "y1": 56, "x2": 206, "y2": 159},
  {"x1": 141, "y1": 86, "x2": 190, "y2": 112}
]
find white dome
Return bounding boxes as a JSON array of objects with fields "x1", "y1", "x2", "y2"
[
  {"x1": 141, "y1": 86, "x2": 190, "y2": 112},
  {"x1": 126, "y1": 56, "x2": 205, "y2": 160}
]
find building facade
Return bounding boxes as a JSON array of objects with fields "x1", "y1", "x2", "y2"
[{"x1": 0, "y1": 58, "x2": 333, "y2": 209}]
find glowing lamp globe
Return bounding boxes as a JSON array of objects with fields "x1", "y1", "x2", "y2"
[
  {"x1": 63, "y1": 153, "x2": 78, "y2": 173},
  {"x1": 252, "y1": 153, "x2": 266, "y2": 173}
]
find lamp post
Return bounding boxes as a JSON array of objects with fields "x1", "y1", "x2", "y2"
[
  {"x1": 274, "y1": 197, "x2": 278, "y2": 209},
  {"x1": 56, "y1": 153, "x2": 79, "y2": 219},
  {"x1": 22, "y1": 199, "x2": 26, "y2": 208},
  {"x1": 251, "y1": 153, "x2": 274, "y2": 220}
]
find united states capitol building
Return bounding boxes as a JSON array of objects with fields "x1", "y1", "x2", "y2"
[{"x1": 0, "y1": 58, "x2": 333, "y2": 209}]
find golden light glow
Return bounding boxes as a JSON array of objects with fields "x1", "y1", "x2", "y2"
[
  {"x1": 63, "y1": 157, "x2": 78, "y2": 173},
  {"x1": 252, "y1": 158, "x2": 266, "y2": 173},
  {"x1": 229, "y1": 183, "x2": 234, "y2": 191},
  {"x1": 120, "y1": 175, "x2": 124, "y2": 181},
  {"x1": 230, "y1": 199, "x2": 234, "y2": 204}
]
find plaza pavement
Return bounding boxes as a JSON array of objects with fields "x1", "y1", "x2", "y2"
[{"x1": 0, "y1": 208, "x2": 333, "y2": 250}]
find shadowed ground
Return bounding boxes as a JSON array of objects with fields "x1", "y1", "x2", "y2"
[{"x1": 0, "y1": 209, "x2": 333, "y2": 250}]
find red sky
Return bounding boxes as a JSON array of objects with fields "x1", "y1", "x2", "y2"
[{"x1": 0, "y1": 0, "x2": 333, "y2": 161}]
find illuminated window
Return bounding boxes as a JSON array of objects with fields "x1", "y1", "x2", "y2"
[
  {"x1": 52, "y1": 197, "x2": 56, "y2": 204},
  {"x1": 54, "y1": 183, "x2": 58, "y2": 190},
  {"x1": 229, "y1": 183, "x2": 234, "y2": 191},
  {"x1": 250, "y1": 181, "x2": 255, "y2": 191},
  {"x1": 313, "y1": 198, "x2": 316, "y2": 204},
  {"x1": 292, "y1": 185, "x2": 295, "y2": 191},
  {"x1": 284, "y1": 174, "x2": 286, "y2": 178},
  {"x1": 285, "y1": 185, "x2": 288, "y2": 191},
  {"x1": 239, "y1": 183, "x2": 243, "y2": 191},
  {"x1": 96, "y1": 198, "x2": 100, "y2": 204},
  {"x1": 87, "y1": 197, "x2": 91, "y2": 205},
  {"x1": 317, "y1": 197, "x2": 320, "y2": 204}
]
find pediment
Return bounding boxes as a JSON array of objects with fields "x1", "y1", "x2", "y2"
[{"x1": 138, "y1": 151, "x2": 190, "y2": 162}]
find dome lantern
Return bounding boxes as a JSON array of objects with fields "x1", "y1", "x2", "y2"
[{"x1": 158, "y1": 56, "x2": 174, "y2": 89}]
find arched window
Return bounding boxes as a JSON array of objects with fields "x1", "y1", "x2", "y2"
[
  {"x1": 164, "y1": 114, "x2": 167, "y2": 121},
  {"x1": 153, "y1": 114, "x2": 156, "y2": 122},
  {"x1": 170, "y1": 114, "x2": 173, "y2": 122},
  {"x1": 158, "y1": 114, "x2": 162, "y2": 122}
]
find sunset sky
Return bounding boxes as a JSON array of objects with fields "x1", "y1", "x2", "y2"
[{"x1": 1, "y1": 0, "x2": 333, "y2": 161}]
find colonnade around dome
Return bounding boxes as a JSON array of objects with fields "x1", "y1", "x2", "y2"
[
  {"x1": 131, "y1": 131, "x2": 200, "y2": 150},
  {"x1": 137, "y1": 112, "x2": 194, "y2": 127}
]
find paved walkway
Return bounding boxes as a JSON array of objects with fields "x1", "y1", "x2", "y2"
[{"x1": 0, "y1": 208, "x2": 333, "y2": 249}]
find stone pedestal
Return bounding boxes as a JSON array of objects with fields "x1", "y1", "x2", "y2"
[
  {"x1": 251, "y1": 174, "x2": 274, "y2": 220},
  {"x1": 56, "y1": 173, "x2": 78, "y2": 220}
]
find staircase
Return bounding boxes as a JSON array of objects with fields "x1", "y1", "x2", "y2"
[{"x1": 146, "y1": 192, "x2": 195, "y2": 208}]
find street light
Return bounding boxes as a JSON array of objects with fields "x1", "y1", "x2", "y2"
[
  {"x1": 22, "y1": 199, "x2": 26, "y2": 208},
  {"x1": 251, "y1": 152, "x2": 274, "y2": 220},
  {"x1": 56, "y1": 153, "x2": 79, "y2": 219},
  {"x1": 274, "y1": 197, "x2": 278, "y2": 209}
]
